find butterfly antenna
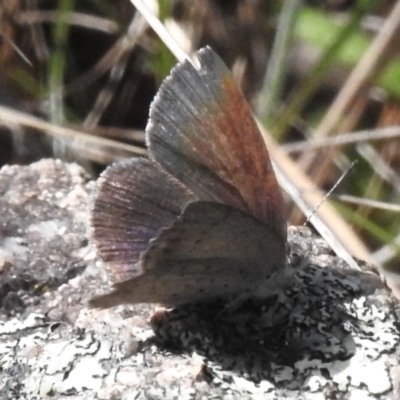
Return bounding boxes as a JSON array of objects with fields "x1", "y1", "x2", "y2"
[{"x1": 304, "y1": 161, "x2": 357, "y2": 226}]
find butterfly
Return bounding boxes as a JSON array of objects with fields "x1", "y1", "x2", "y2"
[{"x1": 90, "y1": 47, "x2": 287, "y2": 308}]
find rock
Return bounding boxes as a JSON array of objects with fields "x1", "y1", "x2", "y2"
[{"x1": 0, "y1": 159, "x2": 399, "y2": 400}]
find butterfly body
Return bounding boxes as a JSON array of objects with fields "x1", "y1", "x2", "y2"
[{"x1": 90, "y1": 47, "x2": 286, "y2": 309}]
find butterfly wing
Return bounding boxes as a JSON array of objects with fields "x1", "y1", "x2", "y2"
[
  {"x1": 147, "y1": 46, "x2": 286, "y2": 241},
  {"x1": 91, "y1": 158, "x2": 196, "y2": 281},
  {"x1": 90, "y1": 47, "x2": 287, "y2": 307},
  {"x1": 89, "y1": 201, "x2": 286, "y2": 308}
]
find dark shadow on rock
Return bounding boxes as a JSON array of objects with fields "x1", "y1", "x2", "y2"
[{"x1": 145, "y1": 259, "x2": 384, "y2": 387}]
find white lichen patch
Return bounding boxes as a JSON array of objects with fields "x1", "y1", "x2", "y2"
[
  {"x1": 43, "y1": 334, "x2": 99, "y2": 374},
  {"x1": 0, "y1": 313, "x2": 46, "y2": 335},
  {"x1": 52, "y1": 357, "x2": 107, "y2": 392},
  {"x1": 333, "y1": 358, "x2": 391, "y2": 394},
  {"x1": 22, "y1": 330, "x2": 105, "y2": 396}
]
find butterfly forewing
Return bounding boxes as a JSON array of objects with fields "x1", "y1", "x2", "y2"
[{"x1": 147, "y1": 47, "x2": 286, "y2": 241}]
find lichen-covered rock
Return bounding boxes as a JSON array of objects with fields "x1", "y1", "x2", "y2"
[
  {"x1": 0, "y1": 159, "x2": 94, "y2": 319},
  {"x1": 0, "y1": 160, "x2": 399, "y2": 400}
]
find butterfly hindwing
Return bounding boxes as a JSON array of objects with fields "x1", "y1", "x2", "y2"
[{"x1": 90, "y1": 201, "x2": 286, "y2": 308}]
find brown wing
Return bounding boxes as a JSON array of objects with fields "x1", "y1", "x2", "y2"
[
  {"x1": 91, "y1": 158, "x2": 196, "y2": 281},
  {"x1": 89, "y1": 201, "x2": 286, "y2": 308},
  {"x1": 147, "y1": 47, "x2": 286, "y2": 242}
]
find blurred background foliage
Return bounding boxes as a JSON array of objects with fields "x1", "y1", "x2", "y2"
[{"x1": 1, "y1": 0, "x2": 400, "y2": 277}]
